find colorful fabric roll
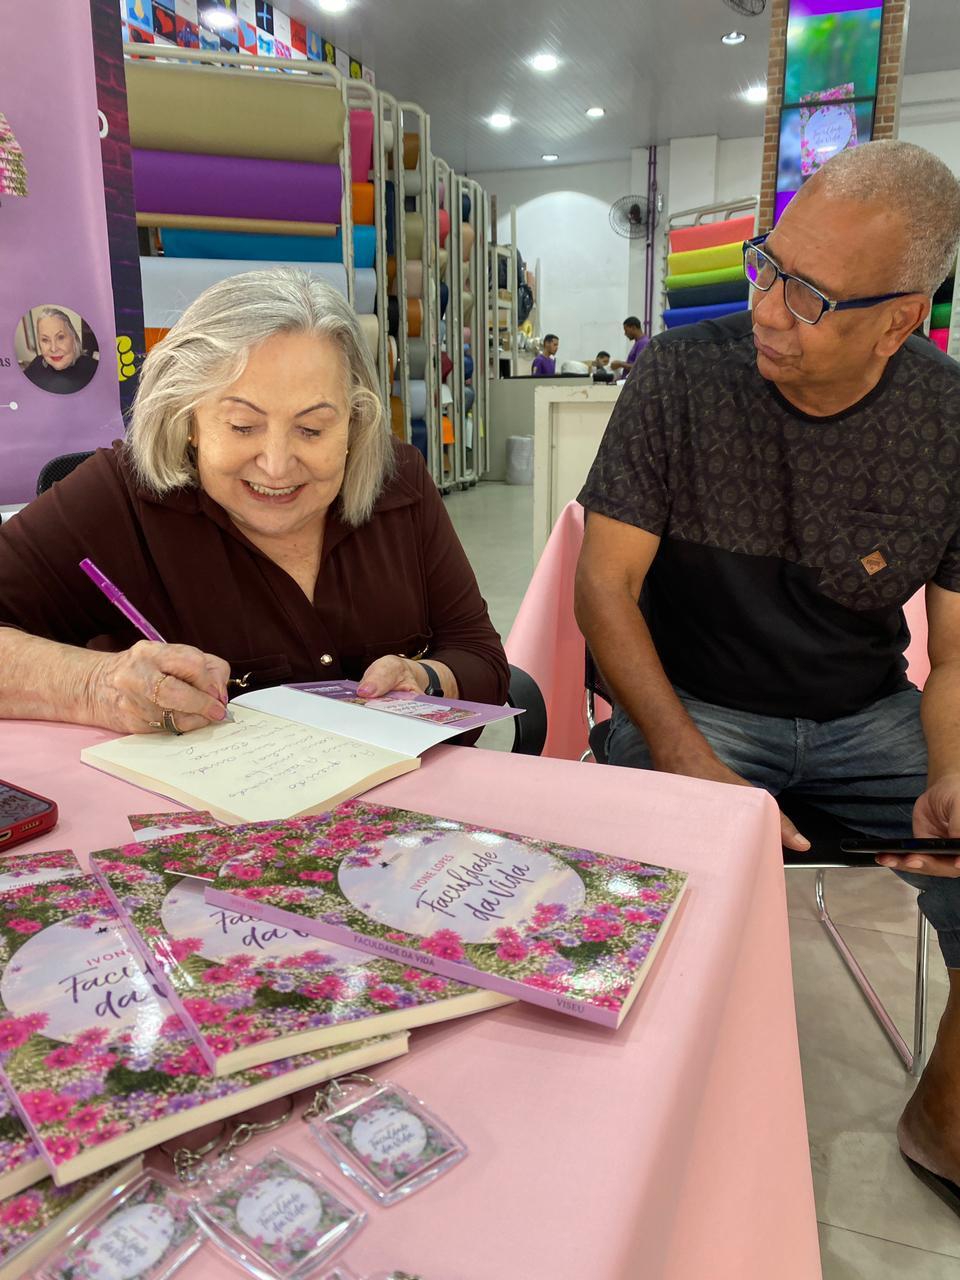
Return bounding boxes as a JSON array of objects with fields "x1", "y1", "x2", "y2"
[
  {"x1": 133, "y1": 150, "x2": 343, "y2": 223},
  {"x1": 441, "y1": 384, "x2": 454, "y2": 408},
  {"x1": 403, "y1": 133, "x2": 420, "y2": 169},
  {"x1": 381, "y1": 121, "x2": 396, "y2": 153},
  {"x1": 930, "y1": 328, "x2": 949, "y2": 353},
  {"x1": 669, "y1": 214, "x2": 756, "y2": 255},
  {"x1": 462, "y1": 191, "x2": 472, "y2": 223},
  {"x1": 461, "y1": 222, "x2": 475, "y2": 263},
  {"x1": 393, "y1": 379, "x2": 427, "y2": 418},
  {"x1": 125, "y1": 60, "x2": 345, "y2": 163},
  {"x1": 440, "y1": 282, "x2": 449, "y2": 318},
  {"x1": 387, "y1": 335, "x2": 398, "y2": 379},
  {"x1": 386, "y1": 255, "x2": 397, "y2": 288},
  {"x1": 665, "y1": 279, "x2": 749, "y2": 308},
  {"x1": 438, "y1": 248, "x2": 448, "y2": 279},
  {"x1": 407, "y1": 298, "x2": 423, "y2": 337},
  {"x1": 405, "y1": 212, "x2": 424, "y2": 260},
  {"x1": 389, "y1": 395, "x2": 406, "y2": 441},
  {"x1": 465, "y1": 385, "x2": 475, "y2": 412},
  {"x1": 411, "y1": 418, "x2": 428, "y2": 460},
  {"x1": 463, "y1": 290, "x2": 474, "y2": 320},
  {"x1": 354, "y1": 268, "x2": 376, "y2": 315},
  {"x1": 463, "y1": 353, "x2": 474, "y2": 381},
  {"x1": 352, "y1": 183, "x2": 374, "y2": 226},
  {"x1": 662, "y1": 299, "x2": 749, "y2": 328},
  {"x1": 160, "y1": 225, "x2": 377, "y2": 268},
  {"x1": 931, "y1": 302, "x2": 952, "y2": 329},
  {"x1": 442, "y1": 415, "x2": 455, "y2": 445},
  {"x1": 407, "y1": 337, "x2": 427, "y2": 379},
  {"x1": 438, "y1": 208, "x2": 450, "y2": 248},
  {"x1": 357, "y1": 313, "x2": 379, "y2": 364},
  {"x1": 404, "y1": 171, "x2": 422, "y2": 198},
  {"x1": 349, "y1": 109, "x2": 374, "y2": 184},
  {"x1": 441, "y1": 352, "x2": 453, "y2": 383},
  {"x1": 388, "y1": 261, "x2": 423, "y2": 300},
  {"x1": 665, "y1": 265, "x2": 744, "y2": 291},
  {"x1": 387, "y1": 295, "x2": 400, "y2": 338},
  {"x1": 144, "y1": 212, "x2": 337, "y2": 237},
  {"x1": 667, "y1": 241, "x2": 743, "y2": 277},
  {"x1": 463, "y1": 326, "x2": 472, "y2": 342},
  {"x1": 140, "y1": 257, "x2": 348, "y2": 327}
]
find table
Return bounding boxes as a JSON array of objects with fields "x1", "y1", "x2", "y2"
[{"x1": 8, "y1": 719, "x2": 821, "y2": 1279}]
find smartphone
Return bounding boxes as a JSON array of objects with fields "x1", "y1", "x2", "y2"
[
  {"x1": 0, "y1": 780, "x2": 58, "y2": 851},
  {"x1": 840, "y1": 837, "x2": 960, "y2": 855}
]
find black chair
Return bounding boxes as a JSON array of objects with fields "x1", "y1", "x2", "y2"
[
  {"x1": 506, "y1": 664, "x2": 548, "y2": 756},
  {"x1": 36, "y1": 450, "x2": 95, "y2": 496},
  {"x1": 581, "y1": 645, "x2": 929, "y2": 1074}
]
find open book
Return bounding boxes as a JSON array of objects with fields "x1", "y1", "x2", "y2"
[{"x1": 80, "y1": 684, "x2": 517, "y2": 824}]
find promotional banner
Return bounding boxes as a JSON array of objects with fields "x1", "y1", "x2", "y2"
[{"x1": 0, "y1": 3, "x2": 125, "y2": 503}]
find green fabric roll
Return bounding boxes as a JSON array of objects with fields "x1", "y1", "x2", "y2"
[
  {"x1": 931, "y1": 301, "x2": 953, "y2": 330},
  {"x1": 667, "y1": 242, "x2": 743, "y2": 277},
  {"x1": 665, "y1": 264, "x2": 744, "y2": 291}
]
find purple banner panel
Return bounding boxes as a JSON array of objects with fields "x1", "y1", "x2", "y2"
[
  {"x1": 790, "y1": 0, "x2": 881, "y2": 14},
  {"x1": 0, "y1": 2, "x2": 124, "y2": 504}
]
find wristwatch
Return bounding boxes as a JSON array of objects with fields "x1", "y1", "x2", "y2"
[{"x1": 417, "y1": 661, "x2": 444, "y2": 697}]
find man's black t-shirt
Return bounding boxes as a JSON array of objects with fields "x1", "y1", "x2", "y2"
[{"x1": 578, "y1": 311, "x2": 960, "y2": 722}]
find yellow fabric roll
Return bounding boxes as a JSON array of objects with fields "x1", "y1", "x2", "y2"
[
  {"x1": 405, "y1": 212, "x2": 424, "y2": 260},
  {"x1": 137, "y1": 212, "x2": 337, "y2": 237},
  {"x1": 357, "y1": 313, "x2": 379, "y2": 365},
  {"x1": 438, "y1": 248, "x2": 448, "y2": 279},
  {"x1": 461, "y1": 221, "x2": 475, "y2": 263},
  {"x1": 667, "y1": 241, "x2": 743, "y2": 277},
  {"x1": 389, "y1": 395, "x2": 406, "y2": 441},
  {"x1": 403, "y1": 132, "x2": 420, "y2": 169},
  {"x1": 463, "y1": 290, "x2": 474, "y2": 320},
  {"x1": 126, "y1": 60, "x2": 345, "y2": 163}
]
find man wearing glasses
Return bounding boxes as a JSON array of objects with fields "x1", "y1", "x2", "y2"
[{"x1": 576, "y1": 140, "x2": 960, "y2": 1209}]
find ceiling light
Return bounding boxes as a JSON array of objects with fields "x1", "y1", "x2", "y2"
[
  {"x1": 487, "y1": 112, "x2": 514, "y2": 130},
  {"x1": 530, "y1": 52, "x2": 559, "y2": 72},
  {"x1": 541, "y1": 153, "x2": 559, "y2": 162},
  {"x1": 741, "y1": 84, "x2": 768, "y2": 103},
  {"x1": 200, "y1": 7, "x2": 236, "y2": 28},
  {"x1": 315, "y1": 0, "x2": 349, "y2": 12},
  {"x1": 722, "y1": 30, "x2": 746, "y2": 44},
  {"x1": 585, "y1": 106, "x2": 605, "y2": 119}
]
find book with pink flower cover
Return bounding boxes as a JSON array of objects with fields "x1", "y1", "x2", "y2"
[
  {"x1": 0, "y1": 869, "x2": 408, "y2": 1185},
  {"x1": 106, "y1": 802, "x2": 688, "y2": 1028},
  {"x1": 0, "y1": 1155, "x2": 142, "y2": 1280},
  {"x1": 88, "y1": 826, "x2": 512, "y2": 1076}
]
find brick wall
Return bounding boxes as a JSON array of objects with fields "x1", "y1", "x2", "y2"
[{"x1": 758, "y1": 0, "x2": 910, "y2": 231}]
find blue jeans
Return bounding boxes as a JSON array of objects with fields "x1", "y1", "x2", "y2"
[{"x1": 607, "y1": 687, "x2": 960, "y2": 968}]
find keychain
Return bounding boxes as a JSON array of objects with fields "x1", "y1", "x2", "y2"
[{"x1": 305, "y1": 1074, "x2": 466, "y2": 1207}]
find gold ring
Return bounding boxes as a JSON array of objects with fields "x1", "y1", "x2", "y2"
[
  {"x1": 148, "y1": 719, "x2": 163, "y2": 731},
  {"x1": 151, "y1": 673, "x2": 171, "y2": 707},
  {"x1": 161, "y1": 708, "x2": 183, "y2": 735}
]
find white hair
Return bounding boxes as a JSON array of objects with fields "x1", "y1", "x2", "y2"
[
  {"x1": 805, "y1": 140, "x2": 960, "y2": 295},
  {"x1": 126, "y1": 268, "x2": 392, "y2": 526},
  {"x1": 35, "y1": 307, "x2": 82, "y2": 358}
]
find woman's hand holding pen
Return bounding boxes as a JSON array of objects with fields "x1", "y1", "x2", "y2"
[{"x1": 90, "y1": 641, "x2": 231, "y2": 735}]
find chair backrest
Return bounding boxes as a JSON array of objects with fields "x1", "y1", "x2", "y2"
[{"x1": 36, "y1": 451, "x2": 95, "y2": 496}]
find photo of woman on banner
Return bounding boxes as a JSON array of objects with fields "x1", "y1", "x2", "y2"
[{"x1": 16, "y1": 304, "x2": 99, "y2": 395}]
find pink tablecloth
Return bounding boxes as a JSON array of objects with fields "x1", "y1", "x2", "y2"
[
  {"x1": 508, "y1": 501, "x2": 931, "y2": 761},
  {"x1": 7, "y1": 720, "x2": 820, "y2": 1280}
]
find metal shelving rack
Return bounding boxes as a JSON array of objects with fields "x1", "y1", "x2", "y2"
[
  {"x1": 346, "y1": 77, "x2": 388, "y2": 403},
  {"x1": 489, "y1": 206, "x2": 519, "y2": 378},
  {"x1": 660, "y1": 195, "x2": 759, "y2": 330},
  {"x1": 461, "y1": 176, "x2": 489, "y2": 481},
  {"x1": 432, "y1": 155, "x2": 456, "y2": 491}
]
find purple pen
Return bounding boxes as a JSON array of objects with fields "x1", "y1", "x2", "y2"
[{"x1": 79, "y1": 558, "x2": 166, "y2": 642}]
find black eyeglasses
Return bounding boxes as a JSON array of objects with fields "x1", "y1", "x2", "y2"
[{"x1": 742, "y1": 234, "x2": 913, "y2": 326}]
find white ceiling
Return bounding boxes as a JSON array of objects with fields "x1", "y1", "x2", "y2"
[{"x1": 284, "y1": 0, "x2": 960, "y2": 173}]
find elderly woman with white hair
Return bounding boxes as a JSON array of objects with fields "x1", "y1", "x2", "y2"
[
  {"x1": 0, "y1": 268, "x2": 508, "y2": 733},
  {"x1": 22, "y1": 306, "x2": 99, "y2": 394}
]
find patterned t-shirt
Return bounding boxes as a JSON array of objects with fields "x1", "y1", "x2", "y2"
[{"x1": 578, "y1": 310, "x2": 960, "y2": 721}]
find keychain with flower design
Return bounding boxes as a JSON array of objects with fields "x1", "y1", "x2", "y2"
[{"x1": 305, "y1": 1074, "x2": 467, "y2": 1207}]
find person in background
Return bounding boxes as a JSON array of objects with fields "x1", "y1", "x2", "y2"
[
  {"x1": 531, "y1": 334, "x2": 559, "y2": 377},
  {"x1": 22, "y1": 308, "x2": 99, "y2": 395},
  {"x1": 610, "y1": 317, "x2": 649, "y2": 380},
  {"x1": 589, "y1": 350, "x2": 616, "y2": 384}
]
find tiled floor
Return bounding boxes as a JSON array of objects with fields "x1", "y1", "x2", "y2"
[{"x1": 445, "y1": 479, "x2": 960, "y2": 1279}]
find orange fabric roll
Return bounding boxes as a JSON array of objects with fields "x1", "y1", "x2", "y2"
[
  {"x1": 386, "y1": 255, "x2": 397, "y2": 287},
  {"x1": 437, "y1": 208, "x2": 450, "y2": 248},
  {"x1": 442, "y1": 414, "x2": 455, "y2": 445},
  {"x1": 144, "y1": 327, "x2": 169, "y2": 353},
  {"x1": 461, "y1": 221, "x2": 475, "y2": 262},
  {"x1": 351, "y1": 182, "x2": 374, "y2": 226},
  {"x1": 407, "y1": 298, "x2": 423, "y2": 337},
  {"x1": 390, "y1": 395, "x2": 406, "y2": 441},
  {"x1": 403, "y1": 132, "x2": 420, "y2": 169}
]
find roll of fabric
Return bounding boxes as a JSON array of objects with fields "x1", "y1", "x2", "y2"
[
  {"x1": 349, "y1": 109, "x2": 374, "y2": 184},
  {"x1": 144, "y1": 327, "x2": 169, "y2": 353},
  {"x1": 669, "y1": 215, "x2": 756, "y2": 255},
  {"x1": 403, "y1": 133, "x2": 420, "y2": 169},
  {"x1": 385, "y1": 181, "x2": 396, "y2": 257},
  {"x1": 387, "y1": 336, "x2": 398, "y2": 379},
  {"x1": 133, "y1": 150, "x2": 344, "y2": 223},
  {"x1": 386, "y1": 255, "x2": 397, "y2": 288},
  {"x1": 442, "y1": 415, "x2": 455, "y2": 445},
  {"x1": 407, "y1": 337, "x2": 428, "y2": 379},
  {"x1": 440, "y1": 282, "x2": 449, "y2": 318},
  {"x1": 463, "y1": 326, "x2": 471, "y2": 342},
  {"x1": 142, "y1": 212, "x2": 337, "y2": 238},
  {"x1": 161, "y1": 225, "x2": 377, "y2": 268},
  {"x1": 931, "y1": 302, "x2": 952, "y2": 329},
  {"x1": 463, "y1": 353, "x2": 474, "y2": 381},
  {"x1": 665, "y1": 279, "x2": 749, "y2": 308},
  {"x1": 393, "y1": 379, "x2": 427, "y2": 418},
  {"x1": 140, "y1": 256, "x2": 348, "y2": 327},
  {"x1": 352, "y1": 183, "x2": 374, "y2": 226},
  {"x1": 405, "y1": 212, "x2": 424, "y2": 260},
  {"x1": 125, "y1": 60, "x2": 344, "y2": 163},
  {"x1": 441, "y1": 352, "x2": 453, "y2": 383},
  {"x1": 460, "y1": 221, "x2": 475, "y2": 263},
  {"x1": 404, "y1": 170, "x2": 422, "y2": 198},
  {"x1": 354, "y1": 268, "x2": 376, "y2": 315},
  {"x1": 390, "y1": 395, "x2": 406, "y2": 441},
  {"x1": 387, "y1": 295, "x2": 400, "y2": 338},
  {"x1": 465, "y1": 385, "x2": 475, "y2": 413},
  {"x1": 407, "y1": 298, "x2": 423, "y2": 338},
  {"x1": 357, "y1": 313, "x2": 379, "y2": 364},
  {"x1": 411, "y1": 418, "x2": 427, "y2": 460},
  {"x1": 665, "y1": 265, "x2": 744, "y2": 291},
  {"x1": 662, "y1": 299, "x2": 749, "y2": 328},
  {"x1": 437, "y1": 208, "x2": 450, "y2": 248},
  {"x1": 463, "y1": 290, "x2": 474, "y2": 320},
  {"x1": 462, "y1": 191, "x2": 472, "y2": 223},
  {"x1": 438, "y1": 248, "x2": 448, "y2": 279},
  {"x1": 667, "y1": 241, "x2": 743, "y2": 277},
  {"x1": 389, "y1": 260, "x2": 423, "y2": 300},
  {"x1": 930, "y1": 328, "x2": 949, "y2": 353},
  {"x1": 441, "y1": 383, "x2": 454, "y2": 407},
  {"x1": 382, "y1": 121, "x2": 396, "y2": 153}
]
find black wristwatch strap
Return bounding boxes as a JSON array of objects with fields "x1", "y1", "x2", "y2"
[{"x1": 417, "y1": 661, "x2": 443, "y2": 697}]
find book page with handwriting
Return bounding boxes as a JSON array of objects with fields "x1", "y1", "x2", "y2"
[{"x1": 80, "y1": 706, "x2": 419, "y2": 823}]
